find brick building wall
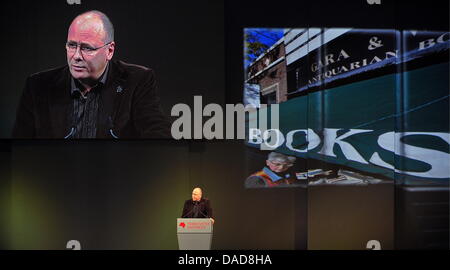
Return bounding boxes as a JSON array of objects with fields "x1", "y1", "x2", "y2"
[{"x1": 247, "y1": 42, "x2": 288, "y2": 104}]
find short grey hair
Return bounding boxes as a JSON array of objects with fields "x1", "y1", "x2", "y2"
[
  {"x1": 267, "y1": 152, "x2": 296, "y2": 164},
  {"x1": 77, "y1": 10, "x2": 114, "y2": 43}
]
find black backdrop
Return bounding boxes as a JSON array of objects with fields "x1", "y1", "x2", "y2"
[{"x1": 0, "y1": 0, "x2": 448, "y2": 250}]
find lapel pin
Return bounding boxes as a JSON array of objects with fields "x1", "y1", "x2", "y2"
[{"x1": 116, "y1": 85, "x2": 123, "y2": 93}]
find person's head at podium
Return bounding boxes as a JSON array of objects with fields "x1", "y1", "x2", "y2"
[
  {"x1": 182, "y1": 187, "x2": 214, "y2": 224},
  {"x1": 192, "y1": 187, "x2": 203, "y2": 202}
]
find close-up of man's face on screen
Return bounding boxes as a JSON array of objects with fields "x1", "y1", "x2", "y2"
[{"x1": 1, "y1": 1, "x2": 225, "y2": 140}]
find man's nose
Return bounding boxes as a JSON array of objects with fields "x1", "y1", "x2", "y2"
[{"x1": 72, "y1": 46, "x2": 84, "y2": 61}]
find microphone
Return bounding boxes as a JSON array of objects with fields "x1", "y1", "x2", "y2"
[
  {"x1": 183, "y1": 203, "x2": 197, "y2": 218},
  {"x1": 184, "y1": 210, "x2": 194, "y2": 218},
  {"x1": 64, "y1": 102, "x2": 78, "y2": 139},
  {"x1": 195, "y1": 200, "x2": 210, "y2": 218},
  {"x1": 198, "y1": 199, "x2": 211, "y2": 218},
  {"x1": 64, "y1": 127, "x2": 76, "y2": 139},
  {"x1": 107, "y1": 116, "x2": 119, "y2": 139},
  {"x1": 198, "y1": 210, "x2": 208, "y2": 218},
  {"x1": 183, "y1": 200, "x2": 203, "y2": 218}
]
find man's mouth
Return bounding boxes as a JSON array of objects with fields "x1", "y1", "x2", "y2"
[{"x1": 71, "y1": 65, "x2": 86, "y2": 71}]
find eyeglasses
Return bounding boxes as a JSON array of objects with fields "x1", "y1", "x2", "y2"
[
  {"x1": 65, "y1": 41, "x2": 112, "y2": 56},
  {"x1": 268, "y1": 160, "x2": 294, "y2": 167}
]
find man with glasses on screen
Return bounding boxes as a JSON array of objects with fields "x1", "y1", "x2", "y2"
[
  {"x1": 13, "y1": 10, "x2": 170, "y2": 138},
  {"x1": 245, "y1": 152, "x2": 301, "y2": 188}
]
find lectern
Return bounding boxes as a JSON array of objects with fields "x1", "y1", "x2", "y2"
[{"x1": 177, "y1": 218, "x2": 213, "y2": 250}]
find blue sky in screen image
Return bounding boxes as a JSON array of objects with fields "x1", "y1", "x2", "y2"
[{"x1": 244, "y1": 28, "x2": 284, "y2": 68}]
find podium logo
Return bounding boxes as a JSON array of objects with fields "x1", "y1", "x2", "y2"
[{"x1": 179, "y1": 222, "x2": 186, "y2": 228}]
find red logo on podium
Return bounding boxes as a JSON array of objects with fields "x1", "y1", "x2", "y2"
[{"x1": 179, "y1": 222, "x2": 186, "y2": 228}]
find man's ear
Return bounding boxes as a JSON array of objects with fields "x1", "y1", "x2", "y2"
[{"x1": 106, "y1": 42, "x2": 115, "y2": 60}]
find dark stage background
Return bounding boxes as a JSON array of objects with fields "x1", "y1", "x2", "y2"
[{"x1": 1, "y1": 141, "x2": 307, "y2": 249}]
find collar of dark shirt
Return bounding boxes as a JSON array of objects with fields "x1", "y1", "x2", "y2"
[
  {"x1": 192, "y1": 199, "x2": 204, "y2": 204},
  {"x1": 70, "y1": 62, "x2": 109, "y2": 98}
]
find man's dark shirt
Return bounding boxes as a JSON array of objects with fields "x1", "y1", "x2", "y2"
[
  {"x1": 70, "y1": 64, "x2": 108, "y2": 138},
  {"x1": 181, "y1": 198, "x2": 213, "y2": 219}
]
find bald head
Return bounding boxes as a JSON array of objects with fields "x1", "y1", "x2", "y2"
[
  {"x1": 192, "y1": 187, "x2": 203, "y2": 201},
  {"x1": 69, "y1": 10, "x2": 114, "y2": 43}
]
